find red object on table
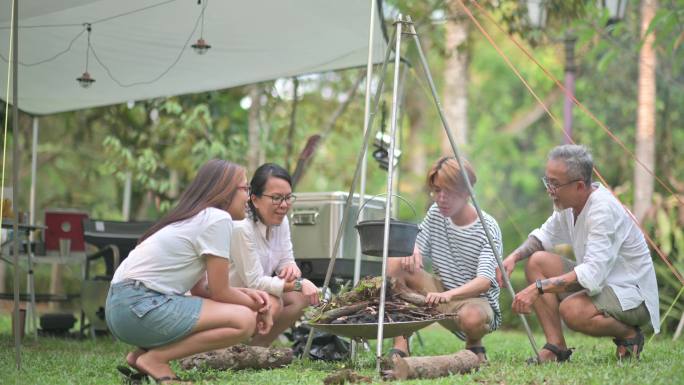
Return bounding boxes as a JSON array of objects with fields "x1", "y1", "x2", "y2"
[{"x1": 44, "y1": 210, "x2": 89, "y2": 253}]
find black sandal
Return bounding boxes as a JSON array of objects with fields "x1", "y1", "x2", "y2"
[
  {"x1": 386, "y1": 348, "x2": 409, "y2": 360},
  {"x1": 526, "y1": 343, "x2": 574, "y2": 364},
  {"x1": 147, "y1": 376, "x2": 193, "y2": 385},
  {"x1": 117, "y1": 365, "x2": 148, "y2": 384},
  {"x1": 613, "y1": 327, "x2": 644, "y2": 361},
  {"x1": 466, "y1": 346, "x2": 488, "y2": 363}
]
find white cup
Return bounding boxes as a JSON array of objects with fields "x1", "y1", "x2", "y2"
[{"x1": 59, "y1": 238, "x2": 71, "y2": 257}]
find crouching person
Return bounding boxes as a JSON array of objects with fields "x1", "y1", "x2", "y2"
[
  {"x1": 230, "y1": 163, "x2": 320, "y2": 347},
  {"x1": 387, "y1": 156, "x2": 502, "y2": 364},
  {"x1": 500, "y1": 144, "x2": 660, "y2": 363},
  {"x1": 106, "y1": 160, "x2": 272, "y2": 385}
]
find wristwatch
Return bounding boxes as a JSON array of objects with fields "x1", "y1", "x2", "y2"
[
  {"x1": 535, "y1": 279, "x2": 544, "y2": 295},
  {"x1": 293, "y1": 278, "x2": 303, "y2": 292}
]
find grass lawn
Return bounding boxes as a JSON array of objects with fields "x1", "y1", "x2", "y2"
[{"x1": 1, "y1": 317, "x2": 684, "y2": 385}]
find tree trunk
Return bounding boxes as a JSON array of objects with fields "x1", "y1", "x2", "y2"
[
  {"x1": 180, "y1": 344, "x2": 293, "y2": 371},
  {"x1": 285, "y1": 77, "x2": 299, "y2": 172},
  {"x1": 247, "y1": 84, "x2": 261, "y2": 172},
  {"x1": 633, "y1": 0, "x2": 657, "y2": 222},
  {"x1": 168, "y1": 169, "x2": 179, "y2": 199},
  {"x1": 442, "y1": 8, "x2": 470, "y2": 154},
  {"x1": 382, "y1": 349, "x2": 480, "y2": 380},
  {"x1": 288, "y1": 71, "x2": 364, "y2": 185}
]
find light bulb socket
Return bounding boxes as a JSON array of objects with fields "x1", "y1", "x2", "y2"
[
  {"x1": 192, "y1": 38, "x2": 211, "y2": 55},
  {"x1": 76, "y1": 72, "x2": 96, "y2": 88}
]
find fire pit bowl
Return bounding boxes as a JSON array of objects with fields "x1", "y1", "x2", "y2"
[{"x1": 308, "y1": 319, "x2": 436, "y2": 340}]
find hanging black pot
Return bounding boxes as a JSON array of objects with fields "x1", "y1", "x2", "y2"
[{"x1": 354, "y1": 194, "x2": 419, "y2": 257}]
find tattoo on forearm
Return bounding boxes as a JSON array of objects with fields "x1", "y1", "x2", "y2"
[
  {"x1": 515, "y1": 236, "x2": 543, "y2": 261},
  {"x1": 542, "y1": 278, "x2": 584, "y2": 293}
]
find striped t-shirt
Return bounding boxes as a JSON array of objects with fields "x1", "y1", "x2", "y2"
[{"x1": 416, "y1": 204, "x2": 502, "y2": 335}]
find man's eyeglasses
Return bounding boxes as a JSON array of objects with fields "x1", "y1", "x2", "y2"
[
  {"x1": 262, "y1": 193, "x2": 297, "y2": 205},
  {"x1": 541, "y1": 176, "x2": 581, "y2": 193}
]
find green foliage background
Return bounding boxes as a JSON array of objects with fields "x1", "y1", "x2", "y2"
[{"x1": 1, "y1": 0, "x2": 683, "y2": 332}]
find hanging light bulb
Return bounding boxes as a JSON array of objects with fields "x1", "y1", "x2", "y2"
[
  {"x1": 76, "y1": 23, "x2": 96, "y2": 88},
  {"x1": 76, "y1": 71, "x2": 95, "y2": 88},
  {"x1": 192, "y1": 1, "x2": 211, "y2": 55},
  {"x1": 192, "y1": 38, "x2": 211, "y2": 55}
]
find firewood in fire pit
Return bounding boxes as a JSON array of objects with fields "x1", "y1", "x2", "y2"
[{"x1": 311, "y1": 276, "x2": 446, "y2": 325}]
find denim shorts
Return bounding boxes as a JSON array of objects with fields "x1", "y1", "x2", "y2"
[{"x1": 105, "y1": 280, "x2": 202, "y2": 349}]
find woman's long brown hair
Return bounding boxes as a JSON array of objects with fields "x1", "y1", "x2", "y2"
[{"x1": 139, "y1": 159, "x2": 245, "y2": 242}]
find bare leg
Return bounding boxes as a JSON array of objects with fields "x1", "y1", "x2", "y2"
[
  {"x1": 250, "y1": 292, "x2": 308, "y2": 346},
  {"x1": 456, "y1": 304, "x2": 490, "y2": 363},
  {"x1": 560, "y1": 293, "x2": 637, "y2": 339},
  {"x1": 525, "y1": 251, "x2": 569, "y2": 362},
  {"x1": 133, "y1": 299, "x2": 257, "y2": 381}
]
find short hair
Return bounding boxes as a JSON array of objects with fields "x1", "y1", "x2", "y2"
[
  {"x1": 427, "y1": 156, "x2": 477, "y2": 195},
  {"x1": 548, "y1": 144, "x2": 593, "y2": 185}
]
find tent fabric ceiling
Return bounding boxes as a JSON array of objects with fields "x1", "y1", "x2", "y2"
[{"x1": 0, "y1": 0, "x2": 388, "y2": 115}]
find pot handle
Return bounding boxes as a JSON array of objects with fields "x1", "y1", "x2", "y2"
[{"x1": 356, "y1": 193, "x2": 417, "y2": 223}]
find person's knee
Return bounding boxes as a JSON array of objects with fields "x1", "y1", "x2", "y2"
[
  {"x1": 231, "y1": 306, "x2": 258, "y2": 338},
  {"x1": 387, "y1": 258, "x2": 403, "y2": 277},
  {"x1": 559, "y1": 300, "x2": 585, "y2": 331},
  {"x1": 524, "y1": 251, "x2": 546, "y2": 279},
  {"x1": 458, "y1": 305, "x2": 489, "y2": 334},
  {"x1": 525, "y1": 251, "x2": 564, "y2": 281}
]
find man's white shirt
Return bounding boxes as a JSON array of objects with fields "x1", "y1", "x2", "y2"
[{"x1": 531, "y1": 183, "x2": 660, "y2": 332}]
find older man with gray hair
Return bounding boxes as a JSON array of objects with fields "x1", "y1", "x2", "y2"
[{"x1": 497, "y1": 144, "x2": 659, "y2": 363}]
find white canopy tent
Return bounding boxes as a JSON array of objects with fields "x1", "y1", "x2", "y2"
[
  {"x1": 1, "y1": 0, "x2": 389, "y2": 368},
  {"x1": 1, "y1": 0, "x2": 388, "y2": 115}
]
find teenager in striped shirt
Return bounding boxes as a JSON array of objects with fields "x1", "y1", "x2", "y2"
[{"x1": 387, "y1": 156, "x2": 502, "y2": 364}]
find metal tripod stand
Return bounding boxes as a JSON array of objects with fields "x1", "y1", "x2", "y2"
[{"x1": 304, "y1": 14, "x2": 540, "y2": 373}]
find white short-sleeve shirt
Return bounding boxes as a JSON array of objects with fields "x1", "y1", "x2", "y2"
[{"x1": 112, "y1": 207, "x2": 232, "y2": 295}]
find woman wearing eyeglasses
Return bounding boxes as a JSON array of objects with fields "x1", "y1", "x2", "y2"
[
  {"x1": 106, "y1": 159, "x2": 273, "y2": 384},
  {"x1": 229, "y1": 163, "x2": 320, "y2": 347}
]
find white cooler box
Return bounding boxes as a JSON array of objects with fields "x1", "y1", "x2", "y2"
[{"x1": 290, "y1": 192, "x2": 386, "y2": 283}]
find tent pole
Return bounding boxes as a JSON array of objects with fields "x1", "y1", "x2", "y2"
[
  {"x1": 28, "y1": 116, "x2": 38, "y2": 336},
  {"x1": 406, "y1": 16, "x2": 540, "y2": 360},
  {"x1": 29, "y1": 118, "x2": 37, "y2": 228},
  {"x1": 375, "y1": 14, "x2": 403, "y2": 373},
  {"x1": 10, "y1": 0, "x2": 22, "y2": 370},
  {"x1": 355, "y1": 0, "x2": 376, "y2": 292},
  {"x1": 301, "y1": 24, "x2": 397, "y2": 362},
  {"x1": 352, "y1": 0, "x2": 377, "y2": 362},
  {"x1": 391, "y1": 61, "x2": 409, "y2": 217}
]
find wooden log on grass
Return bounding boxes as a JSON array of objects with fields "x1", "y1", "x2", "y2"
[
  {"x1": 180, "y1": 344, "x2": 293, "y2": 371},
  {"x1": 382, "y1": 350, "x2": 480, "y2": 381}
]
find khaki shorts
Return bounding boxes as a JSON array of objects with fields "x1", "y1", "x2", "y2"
[
  {"x1": 560, "y1": 257, "x2": 650, "y2": 328},
  {"x1": 413, "y1": 270, "x2": 494, "y2": 334}
]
